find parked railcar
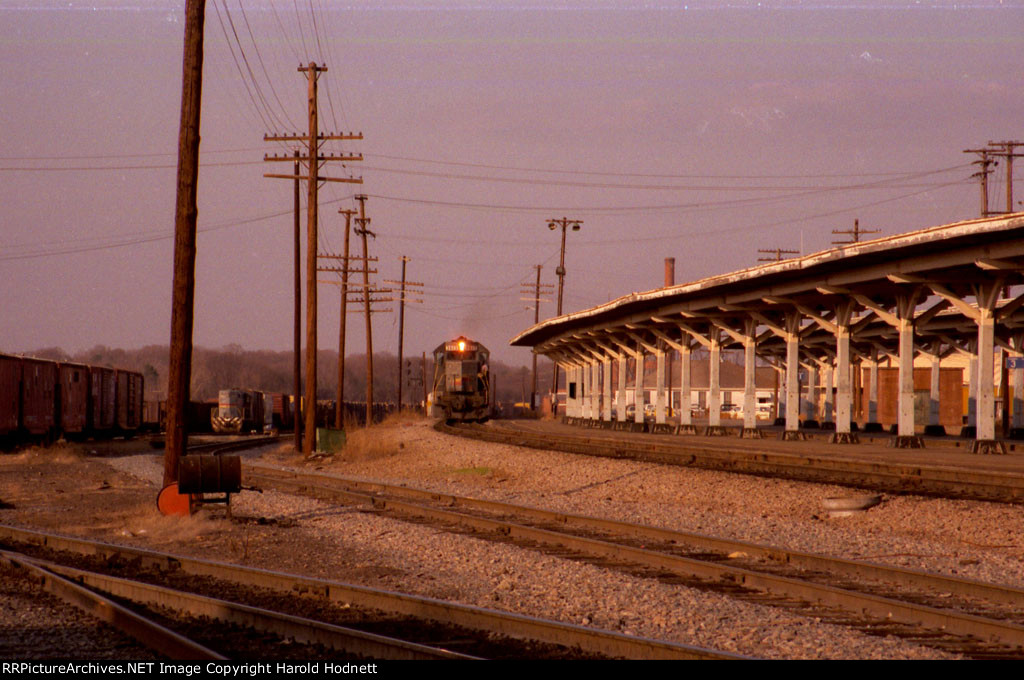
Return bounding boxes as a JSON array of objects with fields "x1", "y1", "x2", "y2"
[
  {"x1": 0, "y1": 355, "x2": 22, "y2": 438},
  {"x1": 0, "y1": 354, "x2": 144, "y2": 447},
  {"x1": 115, "y1": 370, "x2": 144, "y2": 431},
  {"x1": 89, "y1": 366, "x2": 116, "y2": 434},
  {"x1": 431, "y1": 336, "x2": 491, "y2": 422},
  {"x1": 270, "y1": 393, "x2": 294, "y2": 430},
  {"x1": 21, "y1": 357, "x2": 58, "y2": 437},
  {"x1": 57, "y1": 362, "x2": 90, "y2": 436}
]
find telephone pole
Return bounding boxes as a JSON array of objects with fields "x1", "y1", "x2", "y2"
[
  {"x1": 354, "y1": 195, "x2": 377, "y2": 426},
  {"x1": 264, "y1": 62, "x2": 362, "y2": 455},
  {"x1": 164, "y1": 0, "x2": 206, "y2": 490},
  {"x1": 384, "y1": 257, "x2": 423, "y2": 411},
  {"x1": 322, "y1": 208, "x2": 355, "y2": 428},
  {"x1": 292, "y1": 150, "x2": 301, "y2": 449},
  {"x1": 520, "y1": 264, "x2": 552, "y2": 410},
  {"x1": 757, "y1": 247, "x2": 799, "y2": 262},
  {"x1": 547, "y1": 217, "x2": 582, "y2": 411},
  {"x1": 987, "y1": 140, "x2": 1024, "y2": 214},
  {"x1": 965, "y1": 147, "x2": 998, "y2": 217},
  {"x1": 831, "y1": 219, "x2": 880, "y2": 246}
]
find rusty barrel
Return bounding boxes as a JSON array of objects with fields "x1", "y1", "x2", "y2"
[{"x1": 178, "y1": 454, "x2": 241, "y2": 494}]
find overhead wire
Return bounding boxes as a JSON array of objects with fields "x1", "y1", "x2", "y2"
[
  {"x1": 366, "y1": 152, "x2": 972, "y2": 181},
  {"x1": 358, "y1": 162, "x2": 971, "y2": 193},
  {"x1": 211, "y1": 0, "x2": 277, "y2": 131},
  {"x1": 363, "y1": 175, "x2": 971, "y2": 218},
  {"x1": 236, "y1": 0, "x2": 297, "y2": 132}
]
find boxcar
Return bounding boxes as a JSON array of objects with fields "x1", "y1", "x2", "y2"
[
  {"x1": 89, "y1": 366, "x2": 117, "y2": 433},
  {"x1": 58, "y1": 362, "x2": 90, "y2": 435},
  {"x1": 20, "y1": 358, "x2": 58, "y2": 436},
  {"x1": 115, "y1": 370, "x2": 144, "y2": 431},
  {"x1": 0, "y1": 355, "x2": 22, "y2": 438}
]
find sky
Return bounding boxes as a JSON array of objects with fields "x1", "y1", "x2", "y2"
[{"x1": 2, "y1": 0, "x2": 1023, "y2": 365}]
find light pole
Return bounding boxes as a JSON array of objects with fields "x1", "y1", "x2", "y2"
[{"x1": 548, "y1": 217, "x2": 582, "y2": 415}]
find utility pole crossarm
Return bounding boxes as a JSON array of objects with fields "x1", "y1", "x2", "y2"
[
  {"x1": 263, "y1": 153, "x2": 364, "y2": 162},
  {"x1": 263, "y1": 173, "x2": 363, "y2": 184},
  {"x1": 264, "y1": 132, "x2": 364, "y2": 142}
]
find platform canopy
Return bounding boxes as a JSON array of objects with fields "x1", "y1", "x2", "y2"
[{"x1": 510, "y1": 212, "x2": 1024, "y2": 448}]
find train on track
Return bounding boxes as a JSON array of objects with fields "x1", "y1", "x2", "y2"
[
  {"x1": 0, "y1": 353, "x2": 143, "y2": 447},
  {"x1": 211, "y1": 389, "x2": 277, "y2": 434},
  {"x1": 430, "y1": 336, "x2": 491, "y2": 423}
]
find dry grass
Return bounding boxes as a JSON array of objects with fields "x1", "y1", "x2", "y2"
[
  {"x1": 258, "y1": 441, "x2": 308, "y2": 466},
  {"x1": 2, "y1": 442, "x2": 85, "y2": 466},
  {"x1": 335, "y1": 411, "x2": 430, "y2": 463},
  {"x1": 89, "y1": 500, "x2": 222, "y2": 545}
]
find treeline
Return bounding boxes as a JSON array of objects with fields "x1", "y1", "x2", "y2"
[{"x1": 27, "y1": 344, "x2": 554, "y2": 406}]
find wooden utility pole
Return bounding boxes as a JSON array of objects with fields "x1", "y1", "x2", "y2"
[
  {"x1": 384, "y1": 257, "x2": 423, "y2": 411},
  {"x1": 164, "y1": 0, "x2": 206, "y2": 489},
  {"x1": 421, "y1": 351, "x2": 429, "y2": 414},
  {"x1": 318, "y1": 243, "x2": 381, "y2": 423},
  {"x1": 355, "y1": 195, "x2": 376, "y2": 426},
  {"x1": 292, "y1": 150, "x2": 302, "y2": 449},
  {"x1": 831, "y1": 219, "x2": 880, "y2": 245},
  {"x1": 757, "y1": 247, "x2": 799, "y2": 262},
  {"x1": 327, "y1": 208, "x2": 355, "y2": 428},
  {"x1": 987, "y1": 140, "x2": 1024, "y2": 214},
  {"x1": 547, "y1": 217, "x2": 582, "y2": 412},
  {"x1": 520, "y1": 265, "x2": 552, "y2": 410},
  {"x1": 965, "y1": 147, "x2": 997, "y2": 217},
  {"x1": 264, "y1": 62, "x2": 362, "y2": 455}
]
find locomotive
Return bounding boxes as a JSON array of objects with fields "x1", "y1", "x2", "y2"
[
  {"x1": 431, "y1": 336, "x2": 491, "y2": 422},
  {"x1": 210, "y1": 389, "x2": 274, "y2": 434}
]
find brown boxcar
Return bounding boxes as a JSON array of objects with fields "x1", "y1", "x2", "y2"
[
  {"x1": 114, "y1": 369, "x2": 143, "y2": 432},
  {"x1": 20, "y1": 357, "x2": 57, "y2": 436},
  {"x1": 271, "y1": 393, "x2": 294, "y2": 430},
  {"x1": 89, "y1": 367, "x2": 116, "y2": 433},
  {"x1": 58, "y1": 362, "x2": 89, "y2": 435},
  {"x1": 0, "y1": 354, "x2": 22, "y2": 437}
]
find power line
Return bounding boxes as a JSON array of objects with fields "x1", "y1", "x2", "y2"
[
  {"x1": 363, "y1": 176, "x2": 970, "y2": 216},
  {"x1": 366, "y1": 153, "x2": 972, "y2": 181},
  {"x1": 358, "y1": 162, "x2": 970, "y2": 193}
]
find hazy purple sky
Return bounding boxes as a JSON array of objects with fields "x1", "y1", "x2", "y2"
[{"x1": 2, "y1": 1, "x2": 1023, "y2": 364}]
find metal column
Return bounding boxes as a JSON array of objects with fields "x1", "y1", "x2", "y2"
[
  {"x1": 708, "y1": 332, "x2": 721, "y2": 429},
  {"x1": 634, "y1": 347, "x2": 645, "y2": 425},
  {"x1": 742, "y1": 330, "x2": 757, "y2": 434},
  {"x1": 896, "y1": 313, "x2": 918, "y2": 442},
  {"x1": 602, "y1": 359, "x2": 612, "y2": 421},
  {"x1": 655, "y1": 349, "x2": 666, "y2": 425},
  {"x1": 617, "y1": 355, "x2": 627, "y2": 421},
  {"x1": 784, "y1": 314, "x2": 801, "y2": 435}
]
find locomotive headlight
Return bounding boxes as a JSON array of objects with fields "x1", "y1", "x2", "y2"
[{"x1": 458, "y1": 340, "x2": 465, "y2": 352}]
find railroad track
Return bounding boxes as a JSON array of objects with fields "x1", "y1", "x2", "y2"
[
  {"x1": 245, "y1": 463, "x2": 1024, "y2": 660},
  {"x1": 0, "y1": 547, "x2": 475, "y2": 660},
  {"x1": 439, "y1": 420, "x2": 1024, "y2": 505},
  {"x1": 0, "y1": 525, "x2": 737, "y2": 661}
]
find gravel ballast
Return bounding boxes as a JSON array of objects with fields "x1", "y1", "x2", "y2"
[{"x1": 6, "y1": 418, "x2": 1021, "y2": 659}]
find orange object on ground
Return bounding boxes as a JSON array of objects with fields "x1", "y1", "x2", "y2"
[{"x1": 157, "y1": 482, "x2": 192, "y2": 516}]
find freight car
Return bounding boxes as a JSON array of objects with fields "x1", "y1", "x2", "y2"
[
  {"x1": 142, "y1": 399, "x2": 217, "y2": 434},
  {"x1": 211, "y1": 389, "x2": 274, "y2": 434},
  {"x1": 431, "y1": 337, "x2": 491, "y2": 422},
  {"x1": 0, "y1": 353, "x2": 144, "y2": 448}
]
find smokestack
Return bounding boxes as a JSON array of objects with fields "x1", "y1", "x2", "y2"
[{"x1": 664, "y1": 257, "x2": 675, "y2": 287}]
